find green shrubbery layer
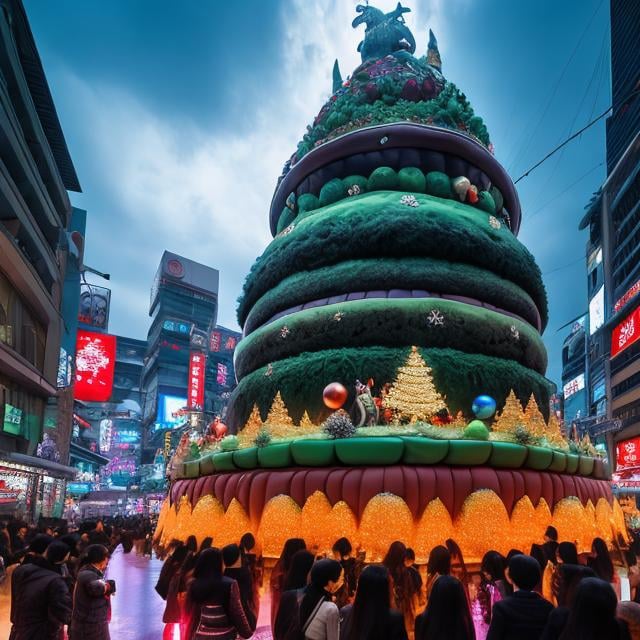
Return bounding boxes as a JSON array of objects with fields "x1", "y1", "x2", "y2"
[
  {"x1": 238, "y1": 192, "x2": 547, "y2": 327},
  {"x1": 225, "y1": 345, "x2": 552, "y2": 430},
  {"x1": 234, "y1": 298, "x2": 547, "y2": 379},
  {"x1": 242, "y1": 257, "x2": 544, "y2": 333}
]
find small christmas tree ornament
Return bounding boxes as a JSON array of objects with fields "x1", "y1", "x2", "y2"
[
  {"x1": 383, "y1": 347, "x2": 447, "y2": 423},
  {"x1": 523, "y1": 394, "x2": 547, "y2": 440},
  {"x1": 493, "y1": 390, "x2": 526, "y2": 434},
  {"x1": 299, "y1": 411, "x2": 315, "y2": 429},
  {"x1": 264, "y1": 391, "x2": 295, "y2": 428}
]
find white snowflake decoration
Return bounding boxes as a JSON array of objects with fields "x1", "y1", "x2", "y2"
[
  {"x1": 76, "y1": 342, "x2": 111, "y2": 380},
  {"x1": 347, "y1": 184, "x2": 361, "y2": 197},
  {"x1": 489, "y1": 215, "x2": 501, "y2": 229},
  {"x1": 427, "y1": 310, "x2": 445, "y2": 326},
  {"x1": 333, "y1": 311, "x2": 345, "y2": 322},
  {"x1": 400, "y1": 194, "x2": 420, "y2": 208},
  {"x1": 280, "y1": 325, "x2": 291, "y2": 339},
  {"x1": 510, "y1": 325, "x2": 520, "y2": 340}
]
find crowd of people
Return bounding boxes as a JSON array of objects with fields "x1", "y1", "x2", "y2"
[
  {"x1": 155, "y1": 526, "x2": 640, "y2": 640},
  {"x1": 2, "y1": 515, "x2": 155, "y2": 639}
]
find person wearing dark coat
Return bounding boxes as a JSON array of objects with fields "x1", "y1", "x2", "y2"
[
  {"x1": 541, "y1": 527, "x2": 559, "y2": 566},
  {"x1": 69, "y1": 545, "x2": 114, "y2": 640},
  {"x1": 223, "y1": 544, "x2": 257, "y2": 632},
  {"x1": 9, "y1": 549, "x2": 72, "y2": 640},
  {"x1": 487, "y1": 554, "x2": 554, "y2": 640}
]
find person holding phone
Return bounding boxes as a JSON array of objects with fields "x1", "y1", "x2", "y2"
[{"x1": 69, "y1": 544, "x2": 115, "y2": 640}]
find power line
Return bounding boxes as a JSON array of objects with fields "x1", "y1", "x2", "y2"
[
  {"x1": 523, "y1": 162, "x2": 604, "y2": 223},
  {"x1": 514, "y1": 88, "x2": 640, "y2": 184},
  {"x1": 543, "y1": 256, "x2": 584, "y2": 276}
]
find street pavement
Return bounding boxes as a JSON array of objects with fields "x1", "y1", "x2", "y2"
[{"x1": 0, "y1": 547, "x2": 273, "y2": 639}]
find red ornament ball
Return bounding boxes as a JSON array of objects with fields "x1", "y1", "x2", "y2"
[{"x1": 323, "y1": 383, "x2": 348, "y2": 409}]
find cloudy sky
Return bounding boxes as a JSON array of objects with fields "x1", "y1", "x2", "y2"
[{"x1": 25, "y1": 0, "x2": 611, "y2": 387}]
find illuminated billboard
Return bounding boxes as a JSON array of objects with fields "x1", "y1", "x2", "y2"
[
  {"x1": 2, "y1": 404, "x2": 22, "y2": 436},
  {"x1": 563, "y1": 374, "x2": 585, "y2": 399},
  {"x1": 589, "y1": 286, "x2": 605, "y2": 335},
  {"x1": 188, "y1": 352, "x2": 206, "y2": 411},
  {"x1": 617, "y1": 437, "x2": 640, "y2": 471},
  {"x1": 155, "y1": 395, "x2": 188, "y2": 430},
  {"x1": 611, "y1": 306, "x2": 640, "y2": 358},
  {"x1": 78, "y1": 284, "x2": 111, "y2": 331},
  {"x1": 75, "y1": 331, "x2": 116, "y2": 402}
]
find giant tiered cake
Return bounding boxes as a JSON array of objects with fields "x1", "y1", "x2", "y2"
[{"x1": 155, "y1": 4, "x2": 624, "y2": 561}]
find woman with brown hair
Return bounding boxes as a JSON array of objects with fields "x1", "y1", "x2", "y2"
[{"x1": 383, "y1": 541, "x2": 420, "y2": 637}]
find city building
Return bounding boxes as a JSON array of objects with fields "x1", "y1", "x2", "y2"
[
  {"x1": 0, "y1": 0, "x2": 81, "y2": 520},
  {"x1": 141, "y1": 251, "x2": 240, "y2": 462},
  {"x1": 561, "y1": 315, "x2": 588, "y2": 426},
  {"x1": 576, "y1": 0, "x2": 640, "y2": 494}
]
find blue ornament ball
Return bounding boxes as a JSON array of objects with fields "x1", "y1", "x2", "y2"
[{"x1": 472, "y1": 395, "x2": 497, "y2": 419}]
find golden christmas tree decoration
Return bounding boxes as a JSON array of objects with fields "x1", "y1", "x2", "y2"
[
  {"x1": 493, "y1": 390, "x2": 525, "y2": 434},
  {"x1": 238, "y1": 404, "x2": 266, "y2": 447},
  {"x1": 299, "y1": 411, "x2": 315, "y2": 429},
  {"x1": 523, "y1": 394, "x2": 547, "y2": 439},
  {"x1": 264, "y1": 391, "x2": 295, "y2": 427},
  {"x1": 546, "y1": 412, "x2": 567, "y2": 448},
  {"x1": 383, "y1": 347, "x2": 447, "y2": 423},
  {"x1": 245, "y1": 404, "x2": 263, "y2": 429}
]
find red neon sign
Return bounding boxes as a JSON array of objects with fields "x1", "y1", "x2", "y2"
[
  {"x1": 615, "y1": 279, "x2": 640, "y2": 312},
  {"x1": 611, "y1": 307, "x2": 640, "y2": 358},
  {"x1": 74, "y1": 331, "x2": 116, "y2": 402},
  {"x1": 617, "y1": 437, "x2": 640, "y2": 471},
  {"x1": 188, "y1": 351, "x2": 206, "y2": 410},
  {"x1": 209, "y1": 331, "x2": 221, "y2": 352}
]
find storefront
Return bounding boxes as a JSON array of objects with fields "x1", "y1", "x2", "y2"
[
  {"x1": 613, "y1": 436, "x2": 640, "y2": 533},
  {"x1": 0, "y1": 454, "x2": 75, "y2": 522}
]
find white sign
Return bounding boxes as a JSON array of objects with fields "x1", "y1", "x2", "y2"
[
  {"x1": 563, "y1": 373, "x2": 585, "y2": 399},
  {"x1": 589, "y1": 286, "x2": 605, "y2": 335}
]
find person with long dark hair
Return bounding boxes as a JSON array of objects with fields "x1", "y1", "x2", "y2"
[
  {"x1": 299, "y1": 559, "x2": 343, "y2": 640},
  {"x1": 271, "y1": 538, "x2": 306, "y2": 632},
  {"x1": 160, "y1": 545, "x2": 190, "y2": 640},
  {"x1": 588, "y1": 538, "x2": 615, "y2": 583},
  {"x1": 199, "y1": 537, "x2": 213, "y2": 553},
  {"x1": 69, "y1": 544, "x2": 114, "y2": 640},
  {"x1": 185, "y1": 536, "x2": 198, "y2": 554},
  {"x1": 332, "y1": 537, "x2": 359, "y2": 608},
  {"x1": 544, "y1": 542, "x2": 580, "y2": 605},
  {"x1": 284, "y1": 550, "x2": 316, "y2": 591},
  {"x1": 185, "y1": 547, "x2": 252, "y2": 640},
  {"x1": 383, "y1": 541, "x2": 420, "y2": 637},
  {"x1": 472, "y1": 551, "x2": 506, "y2": 640},
  {"x1": 415, "y1": 575, "x2": 475, "y2": 640},
  {"x1": 425, "y1": 545, "x2": 451, "y2": 601},
  {"x1": 447, "y1": 539, "x2": 469, "y2": 592},
  {"x1": 540, "y1": 565, "x2": 596, "y2": 640},
  {"x1": 223, "y1": 544, "x2": 257, "y2": 632},
  {"x1": 557, "y1": 578, "x2": 630, "y2": 640},
  {"x1": 156, "y1": 541, "x2": 186, "y2": 600},
  {"x1": 340, "y1": 564, "x2": 407, "y2": 640},
  {"x1": 240, "y1": 532, "x2": 263, "y2": 620}
]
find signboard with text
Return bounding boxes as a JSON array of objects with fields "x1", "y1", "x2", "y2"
[
  {"x1": 78, "y1": 283, "x2": 111, "y2": 331},
  {"x1": 611, "y1": 307, "x2": 640, "y2": 358},
  {"x1": 75, "y1": 331, "x2": 116, "y2": 402},
  {"x1": 617, "y1": 437, "x2": 640, "y2": 471},
  {"x1": 615, "y1": 279, "x2": 640, "y2": 313},
  {"x1": 188, "y1": 352, "x2": 206, "y2": 411}
]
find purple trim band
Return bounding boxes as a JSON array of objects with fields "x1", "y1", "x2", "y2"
[{"x1": 270, "y1": 123, "x2": 522, "y2": 236}]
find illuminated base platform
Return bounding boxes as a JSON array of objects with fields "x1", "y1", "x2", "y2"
[{"x1": 155, "y1": 464, "x2": 622, "y2": 562}]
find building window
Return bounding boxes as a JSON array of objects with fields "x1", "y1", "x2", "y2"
[{"x1": 0, "y1": 270, "x2": 46, "y2": 370}]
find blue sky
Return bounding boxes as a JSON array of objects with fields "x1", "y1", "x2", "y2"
[{"x1": 25, "y1": 0, "x2": 611, "y2": 389}]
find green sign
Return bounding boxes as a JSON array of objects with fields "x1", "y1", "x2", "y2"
[{"x1": 3, "y1": 404, "x2": 22, "y2": 436}]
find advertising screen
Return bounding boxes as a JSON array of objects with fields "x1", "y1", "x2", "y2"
[
  {"x1": 78, "y1": 284, "x2": 111, "y2": 331},
  {"x1": 617, "y1": 437, "x2": 640, "y2": 471},
  {"x1": 589, "y1": 286, "x2": 605, "y2": 335},
  {"x1": 611, "y1": 306, "x2": 640, "y2": 358},
  {"x1": 157, "y1": 395, "x2": 187, "y2": 429},
  {"x1": 188, "y1": 352, "x2": 206, "y2": 410},
  {"x1": 563, "y1": 374, "x2": 585, "y2": 399},
  {"x1": 2, "y1": 404, "x2": 22, "y2": 436},
  {"x1": 75, "y1": 331, "x2": 116, "y2": 402}
]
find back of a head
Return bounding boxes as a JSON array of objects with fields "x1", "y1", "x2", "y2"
[
  {"x1": 186, "y1": 535, "x2": 198, "y2": 553},
  {"x1": 617, "y1": 601, "x2": 640, "y2": 639},
  {"x1": 284, "y1": 550, "x2": 315, "y2": 590},
  {"x1": 170, "y1": 545, "x2": 190, "y2": 567},
  {"x1": 508, "y1": 554, "x2": 541, "y2": 591},
  {"x1": 346, "y1": 565, "x2": 391, "y2": 640},
  {"x1": 28, "y1": 534, "x2": 53, "y2": 555},
  {"x1": 199, "y1": 537, "x2": 213, "y2": 553},
  {"x1": 558, "y1": 541, "x2": 579, "y2": 565},
  {"x1": 309, "y1": 558, "x2": 342, "y2": 590},
  {"x1": 222, "y1": 544, "x2": 241, "y2": 567},
  {"x1": 557, "y1": 565, "x2": 596, "y2": 608},
  {"x1": 419, "y1": 575, "x2": 474, "y2": 640},
  {"x1": 240, "y1": 532, "x2": 255, "y2": 552},
  {"x1": 529, "y1": 544, "x2": 547, "y2": 571},
  {"x1": 46, "y1": 541, "x2": 71, "y2": 565},
  {"x1": 591, "y1": 537, "x2": 614, "y2": 582},
  {"x1": 481, "y1": 551, "x2": 506, "y2": 582},
  {"x1": 280, "y1": 538, "x2": 306, "y2": 572},
  {"x1": 427, "y1": 545, "x2": 451, "y2": 576},
  {"x1": 83, "y1": 544, "x2": 109, "y2": 567},
  {"x1": 545, "y1": 526, "x2": 559, "y2": 542},
  {"x1": 383, "y1": 541, "x2": 407, "y2": 573},
  {"x1": 194, "y1": 547, "x2": 223, "y2": 580},
  {"x1": 445, "y1": 538, "x2": 464, "y2": 564},
  {"x1": 560, "y1": 578, "x2": 620, "y2": 640},
  {"x1": 332, "y1": 537, "x2": 352, "y2": 558}
]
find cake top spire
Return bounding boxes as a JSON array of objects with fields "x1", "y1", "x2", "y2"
[{"x1": 352, "y1": 2, "x2": 416, "y2": 61}]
